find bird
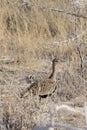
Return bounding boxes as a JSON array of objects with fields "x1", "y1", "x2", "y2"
[{"x1": 20, "y1": 57, "x2": 58, "y2": 98}]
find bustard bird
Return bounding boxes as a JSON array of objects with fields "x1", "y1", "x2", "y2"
[{"x1": 20, "y1": 58, "x2": 58, "y2": 98}]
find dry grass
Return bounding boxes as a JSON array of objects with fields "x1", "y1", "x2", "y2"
[
  {"x1": 0, "y1": 0, "x2": 87, "y2": 129},
  {"x1": 0, "y1": 0, "x2": 87, "y2": 65}
]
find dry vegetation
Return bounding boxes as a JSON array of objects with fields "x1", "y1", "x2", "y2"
[{"x1": 0, "y1": 0, "x2": 87, "y2": 130}]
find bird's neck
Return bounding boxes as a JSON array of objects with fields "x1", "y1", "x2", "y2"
[{"x1": 49, "y1": 60, "x2": 56, "y2": 80}]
